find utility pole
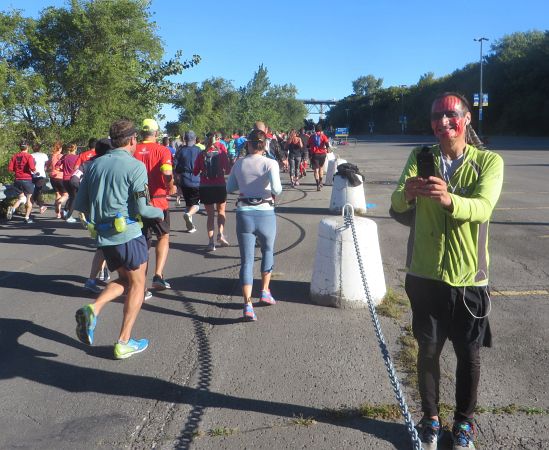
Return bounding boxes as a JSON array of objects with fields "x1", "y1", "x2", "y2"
[{"x1": 474, "y1": 37, "x2": 489, "y2": 136}]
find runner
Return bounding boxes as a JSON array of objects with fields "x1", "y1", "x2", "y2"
[
  {"x1": 134, "y1": 118, "x2": 175, "y2": 291},
  {"x1": 307, "y1": 125, "x2": 330, "y2": 191},
  {"x1": 56, "y1": 143, "x2": 79, "y2": 222},
  {"x1": 226, "y1": 129, "x2": 282, "y2": 321},
  {"x1": 47, "y1": 141, "x2": 67, "y2": 218},
  {"x1": 285, "y1": 129, "x2": 303, "y2": 187},
  {"x1": 193, "y1": 132, "x2": 231, "y2": 251},
  {"x1": 74, "y1": 119, "x2": 164, "y2": 359},
  {"x1": 7, "y1": 139, "x2": 36, "y2": 224},
  {"x1": 30, "y1": 142, "x2": 49, "y2": 215},
  {"x1": 173, "y1": 130, "x2": 201, "y2": 233}
]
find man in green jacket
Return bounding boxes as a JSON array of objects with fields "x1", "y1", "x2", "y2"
[
  {"x1": 391, "y1": 92, "x2": 504, "y2": 450},
  {"x1": 74, "y1": 119, "x2": 164, "y2": 360}
]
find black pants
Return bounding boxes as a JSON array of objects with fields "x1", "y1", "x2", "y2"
[{"x1": 405, "y1": 274, "x2": 491, "y2": 422}]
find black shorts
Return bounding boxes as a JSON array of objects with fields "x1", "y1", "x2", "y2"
[
  {"x1": 199, "y1": 185, "x2": 227, "y2": 205},
  {"x1": 181, "y1": 187, "x2": 200, "y2": 208},
  {"x1": 51, "y1": 178, "x2": 66, "y2": 194},
  {"x1": 14, "y1": 179, "x2": 35, "y2": 196},
  {"x1": 142, "y1": 209, "x2": 170, "y2": 245},
  {"x1": 101, "y1": 234, "x2": 148, "y2": 272},
  {"x1": 405, "y1": 274, "x2": 492, "y2": 348},
  {"x1": 310, "y1": 153, "x2": 327, "y2": 170}
]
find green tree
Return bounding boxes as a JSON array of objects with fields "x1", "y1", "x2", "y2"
[{"x1": 352, "y1": 74, "x2": 383, "y2": 97}]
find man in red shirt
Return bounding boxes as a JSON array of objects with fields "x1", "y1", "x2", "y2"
[
  {"x1": 7, "y1": 139, "x2": 36, "y2": 223},
  {"x1": 134, "y1": 119, "x2": 176, "y2": 291},
  {"x1": 307, "y1": 125, "x2": 330, "y2": 191}
]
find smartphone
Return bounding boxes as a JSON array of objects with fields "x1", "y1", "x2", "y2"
[{"x1": 417, "y1": 146, "x2": 435, "y2": 179}]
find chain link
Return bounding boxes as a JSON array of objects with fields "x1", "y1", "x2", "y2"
[{"x1": 343, "y1": 205, "x2": 423, "y2": 450}]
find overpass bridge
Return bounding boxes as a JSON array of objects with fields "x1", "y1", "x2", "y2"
[{"x1": 299, "y1": 99, "x2": 338, "y2": 118}]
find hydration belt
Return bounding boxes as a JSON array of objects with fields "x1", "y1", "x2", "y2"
[
  {"x1": 94, "y1": 217, "x2": 139, "y2": 232},
  {"x1": 236, "y1": 197, "x2": 274, "y2": 207}
]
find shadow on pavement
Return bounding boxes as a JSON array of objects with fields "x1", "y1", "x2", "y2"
[
  {"x1": 0, "y1": 271, "x2": 89, "y2": 298},
  {"x1": 0, "y1": 318, "x2": 411, "y2": 449}
]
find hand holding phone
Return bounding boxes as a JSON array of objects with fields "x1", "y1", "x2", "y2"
[{"x1": 417, "y1": 146, "x2": 435, "y2": 179}]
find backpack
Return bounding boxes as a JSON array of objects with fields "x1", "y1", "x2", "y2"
[
  {"x1": 203, "y1": 148, "x2": 222, "y2": 179},
  {"x1": 313, "y1": 133, "x2": 322, "y2": 148}
]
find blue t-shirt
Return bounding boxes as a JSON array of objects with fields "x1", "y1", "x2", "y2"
[{"x1": 175, "y1": 145, "x2": 202, "y2": 188}]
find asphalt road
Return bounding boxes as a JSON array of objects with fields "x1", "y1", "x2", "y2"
[{"x1": 1, "y1": 136, "x2": 548, "y2": 449}]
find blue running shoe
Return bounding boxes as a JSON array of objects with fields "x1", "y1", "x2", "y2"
[
  {"x1": 452, "y1": 420, "x2": 476, "y2": 449},
  {"x1": 114, "y1": 338, "x2": 149, "y2": 359},
  {"x1": 417, "y1": 418, "x2": 443, "y2": 450},
  {"x1": 243, "y1": 303, "x2": 257, "y2": 321},
  {"x1": 75, "y1": 304, "x2": 96, "y2": 345},
  {"x1": 259, "y1": 289, "x2": 276, "y2": 305}
]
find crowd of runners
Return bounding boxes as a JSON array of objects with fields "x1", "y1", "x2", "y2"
[{"x1": 4, "y1": 118, "x2": 332, "y2": 358}]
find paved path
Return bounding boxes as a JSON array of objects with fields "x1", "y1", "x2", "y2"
[{"x1": 1, "y1": 137, "x2": 548, "y2": 449}]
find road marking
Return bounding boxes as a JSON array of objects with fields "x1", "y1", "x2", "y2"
[
  {"x1": 492, "y1": 290, "x2": 549, "y2": 297},
  {"x1": 539, "y1": 235, "x2": 549, "y2": 239},
  {"x1": 495, "y1": 206, "x2": 549, "y2": 210}
]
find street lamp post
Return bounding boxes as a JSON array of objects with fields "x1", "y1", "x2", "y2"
[
  {"x1": 399, "y1": 85, "x2": 407, "y2": 134},
  {"x1": 474, "y1": 37, "x2": 489, "y2": 136},
  {"x1": 345, "y1": 108, "x2": 350, "y2": 131}
]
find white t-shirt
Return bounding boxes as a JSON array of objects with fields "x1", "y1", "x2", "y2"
[{"x1": 32, "y1": 152, "x2": 49, "y2": 178}]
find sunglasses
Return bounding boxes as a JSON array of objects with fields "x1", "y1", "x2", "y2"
[{"x1": 431, "y1": 110, "x2": 463, "y2": 121}]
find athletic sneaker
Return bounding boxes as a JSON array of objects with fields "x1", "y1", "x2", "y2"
[
  {"x1": 39, "y1": 206, "x2": 47, "y2": 214},
  {"x1": 24, "y1": 217, "x2": 34, "y2": 224},
  {"x1": 217, "y1": 234, "x2": 230, "y2": 247},
  {"x1": 152, "y1": 275, "x2": 171, "y2": 290},
  {"x1": 75, "y1": 304, "x2": 96, "y2": 345},
  {"x1": 243, "y1": 303, "x2": 257, "y2": 321},
  {"x1": 84, "y1": 279, "x2": 101, "y2": 294},
  {"x1": 452, "y1": 420, "x2": 476, "y2": 449},
  {"x1": 144, "y1": 290, "x2": 153, "y2": 301},
  {"x1": 259, "y1": 289, "x2": 276, "y2": 305},
  {"x1": 6, "y1": 206, "x2": 14, "y2": 220},
  {"x1": 416, "y1": 418, "x2": 443, "y2": 450},
  {"x1": 98, "y1": 267, "x2": 110, "y2": 282},
  {"x1": 66, "y1": 216, "x2": 77, "y2": 223},
  {"x1": 183, "y1": 212, "x2": 194, "y2": 232},
  {"x1": 113, "y1": 338, "x2": 149, "y2": 359},
  {"x1": 206, "y1": 242, "x2": 216, "y2": 252}
]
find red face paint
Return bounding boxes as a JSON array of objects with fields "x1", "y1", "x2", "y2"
[{"x1": 431, "y1": 96, "x2": 468, "y2": 139}]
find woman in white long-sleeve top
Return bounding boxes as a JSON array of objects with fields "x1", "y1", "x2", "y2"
[{"x1": 226, "y1": 129, "x2": 283, "y2": 322}]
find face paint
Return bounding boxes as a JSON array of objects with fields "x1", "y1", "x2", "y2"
[{"x1": 431, "y1": 96, "x2": 468, "y2": 139}]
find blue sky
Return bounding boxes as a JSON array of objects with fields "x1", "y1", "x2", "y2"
[{"x1": 4, "y1": 0, "x2": 548, "y2": 125}]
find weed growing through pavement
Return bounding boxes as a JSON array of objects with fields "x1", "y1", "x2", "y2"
[
  {"x1": 207, "y1": 427, "x2": 238, "y2": 437},
  {"x1": 376, "y1": 288, "x2": 409, "y2": 320},
  {"x1": 290, "y1": 414, "x2": 317, "y2": 427}
]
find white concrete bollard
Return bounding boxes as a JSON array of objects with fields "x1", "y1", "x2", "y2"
[
  {"x1": 324, "y1": 157, "x2": 347, "y2": 186},
  {"x1": 310, "y1": 215, "x2": 386, "y2": 308},
  {"x1": 322, "y1": 152, "x2": 336, "y2": 179},
  {"x1": 329, "y1": 174, "x2": 367, "y2": 216}
]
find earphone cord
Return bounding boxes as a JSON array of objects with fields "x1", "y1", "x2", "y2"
[{"x1": 461, "y1": 284, "x2": 492, "y2": 319}]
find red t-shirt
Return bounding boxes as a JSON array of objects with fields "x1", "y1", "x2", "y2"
[
  {"x1": 134, "y1": 141, "x2": 173, "y2": 210},
  {"x1": 307, "y1": 132, "x2": 330, "y2": 154},
  {"x1": 75, "y1": 149, "x2": 96, "y2": 169},
  {"x1": 56, "y1": 153, "x2": 79, "y2": 180},
  {"x1": 8, "y1": 151, "x2": 36, "y2": 180},
  {"x1": 192, "y1": 143, "x2": 230, "y2": 186}
]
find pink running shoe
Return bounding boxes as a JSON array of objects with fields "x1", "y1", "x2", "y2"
[
  {"x1": 243, "y1": 303, "x2": 257, "y2": 321},
  {"x1": 259, "y1": 289, "x2": 276, "y2": 305}
]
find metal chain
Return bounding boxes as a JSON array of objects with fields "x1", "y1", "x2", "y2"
[{"x1": 342, "y1": 204, "x2": 423, "y2": 450}]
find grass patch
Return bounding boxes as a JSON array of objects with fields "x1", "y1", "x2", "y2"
[
  {"x1": 290, "y1": 414, "x2": 317, "y2": 427},
  {"x1": 376, "y1": 288, "x2": 409, "y2": 319},
  {"x1": 359, "y1": 403, "x2": 402, "y2": 421},
  {"x1": 475, "y1": 404, "x2": 548, "y2": 415},
  {"x1": 207, "y1": 427, "x2": 238, "y2": 437}
]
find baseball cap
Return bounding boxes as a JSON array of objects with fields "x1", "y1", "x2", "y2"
[
  {"x1": 142, "y1": 118, "x2": 159, "y2": 132},
  {"x1": 184, "y1": 130, "x2": 197, "y2": 142}
]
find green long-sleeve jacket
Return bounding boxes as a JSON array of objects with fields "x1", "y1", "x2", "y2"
[{"x1": 391, "y1": 144, "x2": 504, "y2": 287}]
